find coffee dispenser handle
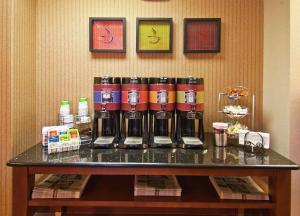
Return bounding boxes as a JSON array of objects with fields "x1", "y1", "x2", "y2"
[
  {"x1": 143, "y1": 111, "x2": 149, "y2": 140},
  {"x1": 121, "y1": 112, "x2": 126, "y2": 139},
  {"x1": 171, "y1": 112, "x2": 176, "y2": 140},
  {"x1": 149, "y1": 112, "x2": 154, "y2": 139},
  {"x1": 198, "y1": 112, "x2": 205, "y2": 141},
  {"x1": 176, "y1": 112, "x2": 182, "y2": 141},
  {"x1": 92, "y1": 114, "x2": 99, "y2": 140},
  {"x1": 114, "y1": 111, "x2": 120, "y2": 141}
]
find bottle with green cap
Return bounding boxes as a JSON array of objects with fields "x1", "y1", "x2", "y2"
[
  {"x1": 78, "y1": 97, "x2": 88, "y2": 116},
  {"x1": 60, "y1": 100, "x2": 70, "y2": 116},
  {"x1": 59, "y1": 100, "x2": 74, "y2": 127},
  {"x1": 76, "y1": 98, "x2": 92, "y2": 144}
]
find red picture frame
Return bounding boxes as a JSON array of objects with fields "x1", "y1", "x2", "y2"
[
  {"x1": 184, "y1": 18, "x2": 221, "y2": 53},
  {"x1": 89, "y1": 17, "x2": 126, "y2": 53}
]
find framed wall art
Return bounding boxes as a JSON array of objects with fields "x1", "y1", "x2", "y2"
[
  {"x1": 184, "y1": 18, "x2": 221, "y2": 53},
  {"x1": 89, "y1": 17, "x2": 126, "y2": 53},
  {"x1": 136, "y1": 18, "x2": 173, "y2": 53}
]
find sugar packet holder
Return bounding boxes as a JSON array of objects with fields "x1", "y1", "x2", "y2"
[
  {"x1": 42, "y1": 125, "x2": 69, "y2": 147},
  {"x1": 47, "y1": 127, "x2": 81, "y2": 154}
]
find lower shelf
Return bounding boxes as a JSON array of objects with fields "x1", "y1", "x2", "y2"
[
  {"x1": 29, "y1": 175, "x2": 274, "y2": 209},
  {"x1": 35, "y1": 208, "x2": 270, "y2": 216}
]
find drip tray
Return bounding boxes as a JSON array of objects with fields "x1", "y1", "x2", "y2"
[
  {"x1": 182, "y1": 137, "x2": 203, "y2": 145},
  {"x1": 154, "y1": 136, "x2": 172, "y2": 144},
  {"x1": 94, "y1": 136, "x2": 114, "y2": 145},
  {"x1": 124, "y1": 137, "x2": 143, "y2": 145}
]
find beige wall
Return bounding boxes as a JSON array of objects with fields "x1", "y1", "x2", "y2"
[
  {"x1": 290, "y1": 1, "x2": 300, "y2": 215},
  {"x1": 35, "y1": 0, "x2": 263, "y2": 141},
  {"x1": 263, "y1": 0, "x2": 290, "y2": 157},
  {"x1": 0, "y1": 0, "x2": 36, "y2": 216},
  {"x1": 264, "y1": 0, "x2": 300, "y2": 214}
]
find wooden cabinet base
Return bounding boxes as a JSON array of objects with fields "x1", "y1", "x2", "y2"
[{"x1": 13, "y1": 167, "x2": 292, "y2": 216}]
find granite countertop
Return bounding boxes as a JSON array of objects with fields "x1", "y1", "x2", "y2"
[{"x1": 7, "y1": 134, "x2": 299, "y2": 169}]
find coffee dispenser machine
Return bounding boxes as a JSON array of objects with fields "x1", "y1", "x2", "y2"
[
  {"x1": 92, "y1": 77, "x2": 121, "y2": 148},
  {"x1": 149, "y1": 77, "x2": 176, "y2": 148},
  {"x1": 119, "y1": 77, "x2": 149, "y2": 149},
  {"x1": 176, "y1": 77, "x2": 205, "y2": 148}
]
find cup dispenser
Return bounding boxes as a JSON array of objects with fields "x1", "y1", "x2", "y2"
[
  {"x1": 149, "y1": 77, "x2": 176, "y2": 148},
  {"x1": 119, "y1": 77, "x2": 149, "y2": 149},
  {"x1": 176, "y1": 77, "x2": 205, "y2": 148},
  {"x1": 92, "y1": 77, "x2": 121, "y2": 148}
]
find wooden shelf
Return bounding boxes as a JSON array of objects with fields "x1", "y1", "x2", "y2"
[
  {"x1": 29, "y1": 175, "x2": 274, "y2": 210},
  {"x1": 35, "y1": 208, "x2": 270, "y2": 216}
]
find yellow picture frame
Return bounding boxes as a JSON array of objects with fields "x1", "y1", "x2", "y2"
[{"x1": 136, "y1": 18, "x2": 173, "y2": 53}]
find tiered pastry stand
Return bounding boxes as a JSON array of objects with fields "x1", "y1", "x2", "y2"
[{"x1": 217, "y1": 86, "x2": 255, "y2": 140}]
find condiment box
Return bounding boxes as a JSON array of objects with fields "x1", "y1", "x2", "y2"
[{"x1": 42, "y1": 126, "x2": 69, "y2": 147}]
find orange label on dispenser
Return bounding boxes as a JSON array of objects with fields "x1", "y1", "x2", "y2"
[
  {"x1": 149, "y1": 91, "x2": 176, "y2": 104},
  {"x1": 149, "y1": 84, "x2": 175, "y2": 111},
  {"x1": 149, "y1": 91, "x2": 175, "y2": 111}
]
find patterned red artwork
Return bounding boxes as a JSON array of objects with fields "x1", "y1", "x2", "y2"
[
  {"x1": 92, "y1": 21, "x2": 124, "y2": 50},
  {"x1": 186, "y1": 21, "x2": 219, "y2": 51}
]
